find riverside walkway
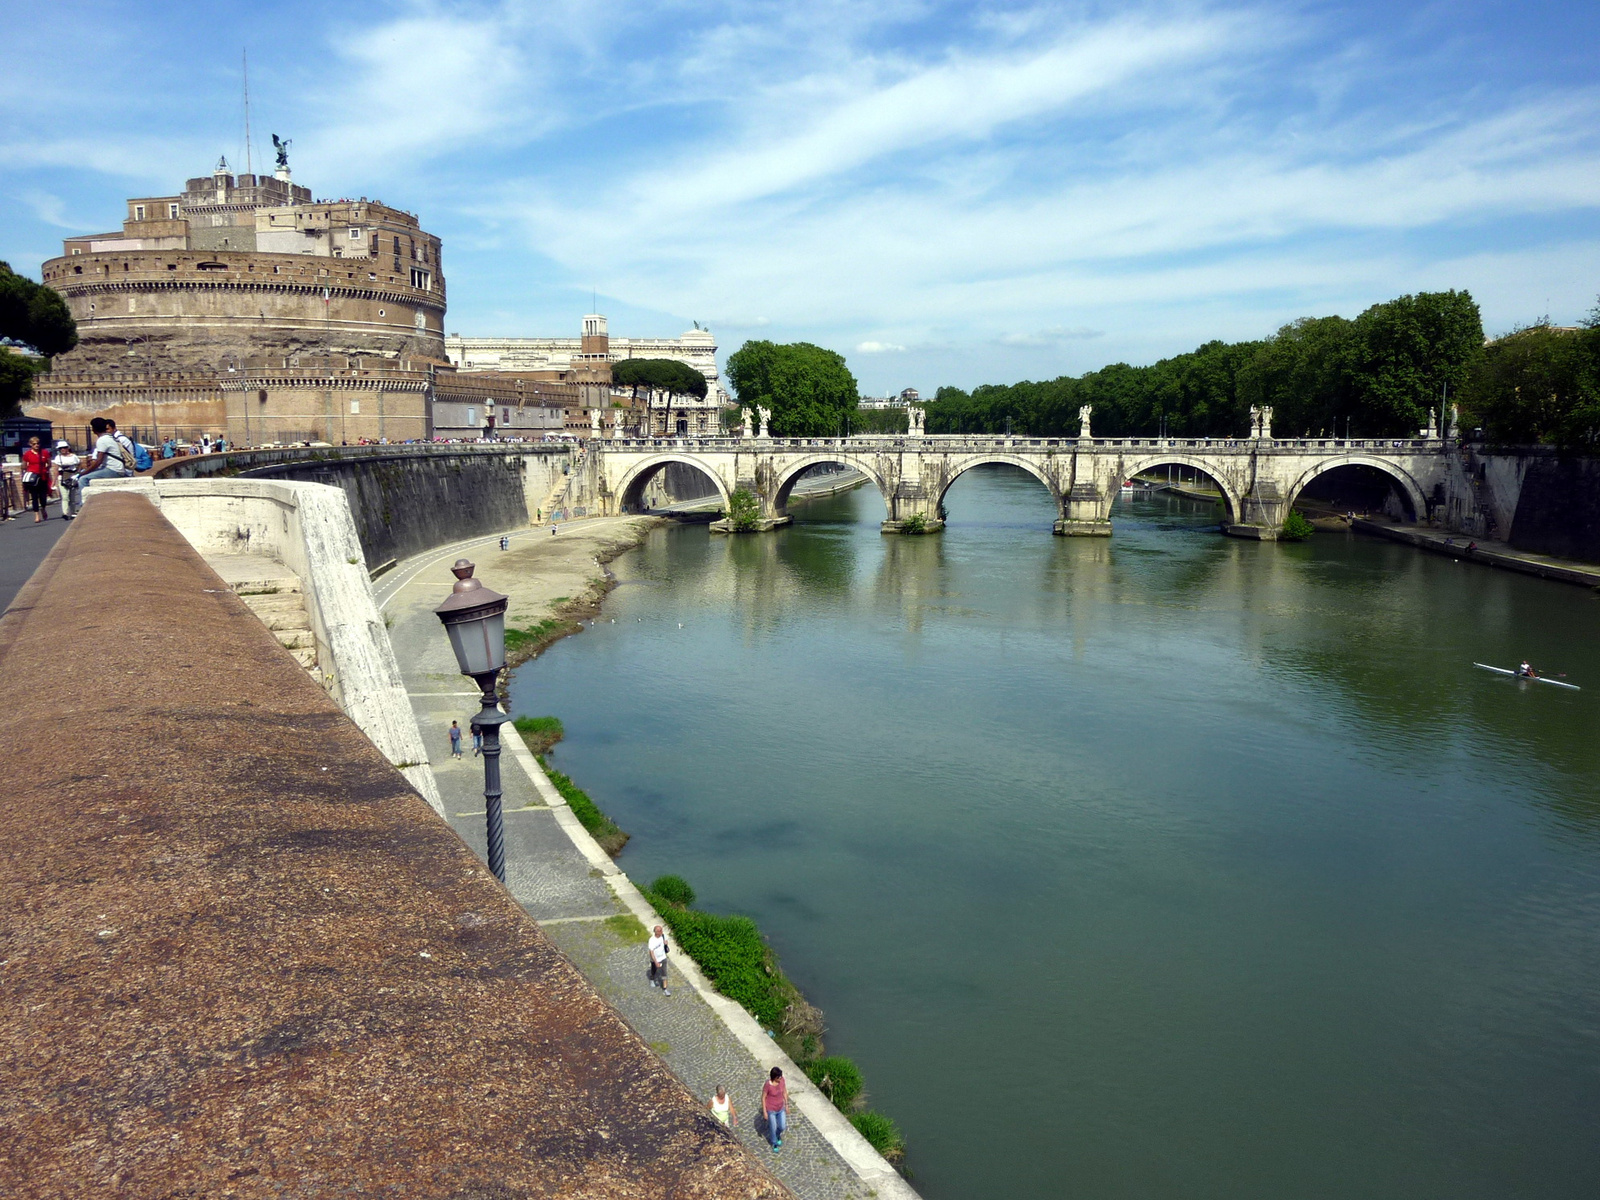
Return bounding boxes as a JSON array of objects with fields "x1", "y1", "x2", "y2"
[
  {"x1": 374, "y1": 518, "x2": 919, "y2": 1200},
  {"x1": 0, "y1": 496, "x2": 788, "y2": 1198}
]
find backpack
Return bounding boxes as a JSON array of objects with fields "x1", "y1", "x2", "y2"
[{"x1": 114, "y1": 433, "x2": 150, "y2": 472}]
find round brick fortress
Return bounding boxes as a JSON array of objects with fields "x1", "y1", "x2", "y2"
[{"x1": 41, "y1": 247, "x2": 445, "y2": 371}]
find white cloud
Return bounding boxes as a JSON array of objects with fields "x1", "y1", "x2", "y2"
[
  {"x1": 857, "y1": 341, "x2": 907, "y2": 353},
  {"x1": 1000, "y1": 327, "x2": 1103, "y2": 346}
]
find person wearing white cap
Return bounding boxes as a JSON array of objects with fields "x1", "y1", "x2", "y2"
[{"x1": 53, "y1": 440, "x2": 82, "y2": 520}]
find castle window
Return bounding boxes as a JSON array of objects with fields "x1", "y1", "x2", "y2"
[
  {"x1": 350, "y1": 228, "x2": 363, "y2": 240},
  {"x1": 71, "y1": 247, "x2": 80, "y2": 255},
  {"x1": 169, "y1": 204, "x2": 180, "y2": 219},
  {"x1": 134, "y1": 205, "x2": 145, "y2": 221},
  {"x1": 410, "y1": 268, "x2": 431, "y2": 290}
]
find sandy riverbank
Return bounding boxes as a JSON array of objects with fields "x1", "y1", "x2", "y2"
[{"x1": 490, "y1": 515, "x2": 665, "y2": 671}]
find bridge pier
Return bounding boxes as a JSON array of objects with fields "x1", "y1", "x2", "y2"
[
  {"x1": 1223, "y1": 481, "x2": 1287, "y2": 540},
  {"x1": 881, "y1": 481, "x2": 945, "y2": 534},
  {"x1": 1054, "y1": 485, "x2": 1112, "y2": 536}
]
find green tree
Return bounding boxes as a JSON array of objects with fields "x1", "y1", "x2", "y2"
[
  {"x1": 725, "y1": 340, "x2": 859, "y2": 437},
  {"x1": 1463, "y1": 318, "x2": 1600, "y2": 450},
  {"x1": 1346, "y1": 290, "x2": 1483, "y2": 435},
  {"x1": 1238, "y1": 316, "x2": 1357, "y2": 437},
  {"x1": 0, "y1": 262, "x2": 77, "y2": 418},
  {"x1": 612, "y1": 358, "x2": 707, "y2": 436}
]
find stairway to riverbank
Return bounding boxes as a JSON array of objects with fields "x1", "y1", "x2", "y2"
[{"x1": 208, "y1": 555, "x2": 319, "y2": 676}]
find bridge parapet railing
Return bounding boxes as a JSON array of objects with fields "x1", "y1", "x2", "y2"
[{"x1": 588, "y1": 435, "x2": 1447, "y2": 454}]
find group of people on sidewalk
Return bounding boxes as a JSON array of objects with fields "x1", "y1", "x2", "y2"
[
  {"x1": 3, "y1": 418, "x2": 145, "y2": 524},
  {"x1": 646, "y1": 924, "x2": 792, "y2": 1152}
]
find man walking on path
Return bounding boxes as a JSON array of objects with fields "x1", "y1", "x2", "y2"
[
  {"x1": 471, "y1": 721, "x2": 483, "y2": 757},
  {"x1": 647, "y1": 924, "x2": 671, "y2": 995},
  {"x1": 449, "y1": 720, "x2": 463, "y2": 759}
]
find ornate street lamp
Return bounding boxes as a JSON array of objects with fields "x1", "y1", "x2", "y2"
[{"x1": 433, "y1": 559, "x2": 511, "y2": 882}]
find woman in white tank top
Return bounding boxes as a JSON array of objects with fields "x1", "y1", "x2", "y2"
[{"x1": 710, "y1": 1085, "x2": 735, "y2": 1127}]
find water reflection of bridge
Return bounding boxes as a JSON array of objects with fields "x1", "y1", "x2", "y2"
[{"x1": 594, "y1": 434, "x2": 1454, "y2": 539}]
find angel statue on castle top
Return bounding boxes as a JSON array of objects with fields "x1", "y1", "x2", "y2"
[{"x1": 272, "y1": 134, "x2": 291, "y2": 169}]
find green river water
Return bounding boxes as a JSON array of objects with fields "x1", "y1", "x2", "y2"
[{"x1": 509, "y1": 466, "x2": 1600, "y2": 1199}]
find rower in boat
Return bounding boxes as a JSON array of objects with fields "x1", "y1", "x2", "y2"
[{"x1": 1517, "y1": 660, "x2": 1537, "y2": 679}]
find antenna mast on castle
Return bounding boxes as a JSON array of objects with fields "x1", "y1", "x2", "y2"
[{"x1": 242, "y1": 48, "x2": 253, "y2": 177}]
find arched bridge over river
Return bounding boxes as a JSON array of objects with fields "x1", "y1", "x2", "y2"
[{"x1": 594, "y1": 433, "x2": 1455, "y2": 538}]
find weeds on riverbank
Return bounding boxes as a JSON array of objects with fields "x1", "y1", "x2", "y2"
[
  {"x1": 645, "y1": 873, "x2": 908, "y2": 1167},
  {"x1": 505, "y1": 616, "x2": 580, "y2": 660},
  {"x1": 540, "y1": 758, "x2": 629, "y2": 855},
  {"x1": 512, "y1": 715, "x2": 564, "y2": 755}
]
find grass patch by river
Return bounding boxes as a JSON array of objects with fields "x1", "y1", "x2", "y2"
[
  {"x1": 540, "y1": 758, "x2": 629, "y2": 855},
  {"x1": 645, "y1": 872, "x2": 907, "y2": 1166},
  {"x1": 512, "y1": 715, "x2": 564, "y2": 755}
]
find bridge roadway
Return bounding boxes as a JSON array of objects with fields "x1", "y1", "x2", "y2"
[{"x1": 589, "y1": 434, "x2": 1454, "y2": 537}]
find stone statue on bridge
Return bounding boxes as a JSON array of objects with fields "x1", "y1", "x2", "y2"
[
  {"x1": 740, "y1": 408, "x2": 754, "y2": 439},
  {"x1": 590, "y1": 408, "x2": 602, "y2": 437},
  {"x1": 611, "y1": 408, "x2": 624, "y2": 439},
  {"x1": 907, "y1": 406, "x2": 926, "y2": 437},
  {"x1": 757, "y1": 406, "x2": 771, "y2": 439},
  {"x1": 1250, "y1": 405, "x2": 1274, "y2": 440},
  {"x1": 1078, "y1": 405, "x2": 1093, "y2": 440},
  {"x1": 1421, "y1": 408, "x2": 1438, "y2": 439},
  {"x1": 1447, "y1": 403, "x2": 1459, "y2": 440}
]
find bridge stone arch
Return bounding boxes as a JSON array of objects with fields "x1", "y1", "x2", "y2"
[
  {"x1": 615, "y1": 454, "x2": 732, "y2": 514},
  {"x1": 934, "y1": 454, "x2": 1065, "y2": 513},
  {"x1": 772, "y1": 454, "x2": 892, "y2": 517},
  {"x1": 1120, "y1": 453, "x2": 1245, "y2": 524},
  {"x1": 1284, "y1": 455, "x2": 1428, "y2": 521}
]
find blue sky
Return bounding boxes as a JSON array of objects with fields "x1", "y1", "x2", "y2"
[{"x1": 3, "y1": 0, "x2": 1597, "y2": 394}]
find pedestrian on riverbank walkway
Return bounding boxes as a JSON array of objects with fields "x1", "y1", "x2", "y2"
[
  {"x1": 710, "y1": 1086, "x2": 735, "y2": 1128},
  {"x1": 449, "y1": 720, "x2": 463, "y2": 759},
  {"x1": 647, "y1": 924, "x2": 671, "y2": 995},
  {"x1": 470, "y1": 720, "x2": 483, "y2": 757},
  {"x1": 762, "y1": 1067, "x2": 787, "y2": 1152}
]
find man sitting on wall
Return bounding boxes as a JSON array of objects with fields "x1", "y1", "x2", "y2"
[{"x1": 78, "y1": 417, "x2": 134, "y2": 490}]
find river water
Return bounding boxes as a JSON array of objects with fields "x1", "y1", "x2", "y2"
[{"x1": 510, "y1": 466, "x2": 1600, "y2": 1199}]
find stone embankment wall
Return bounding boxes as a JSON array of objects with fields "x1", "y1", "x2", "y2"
[
  {"x1": 156, "y1": 445, "x2": 570, "y2": 568},
  {"x1": 0, "y1": 494, "x2": 788, "y2": 1199},
  {"x1": 1503, "y1": 454, "x2": 1600, "y2": 563}
]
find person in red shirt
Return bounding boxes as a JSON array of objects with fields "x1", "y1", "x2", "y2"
[
  {"x1": 761, "y1": 1066, "x2": 788, "y2": 1152},
  {"x1": 20, "y1": 436, "x2": 52, "y2": 524}
]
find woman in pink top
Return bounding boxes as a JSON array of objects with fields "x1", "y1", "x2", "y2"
[{"x1": 761, "y1": 1066, "x2": 787, "y2": 1151}]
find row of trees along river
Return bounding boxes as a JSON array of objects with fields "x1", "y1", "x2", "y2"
[{"x1": 724, "y1": 289, "x2": 1600, "y2": 451}]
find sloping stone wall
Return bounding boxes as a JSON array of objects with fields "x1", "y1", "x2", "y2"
[{"x1": 1508, "y1": 454, "x2": 1600, "y2": 562}]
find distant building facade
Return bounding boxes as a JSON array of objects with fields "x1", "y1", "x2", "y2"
[
  {"x1": 859, "y1": 388, "x2": 921, "y2": 410},
  {"x1": 447, "y1": 317, "x2": 727, "y2": 436}
]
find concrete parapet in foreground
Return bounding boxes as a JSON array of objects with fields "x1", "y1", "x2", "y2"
[
  {"x1": 0, "y1": 494, "x2": 790, "y2": 1199},
  {"x1": 98, "y1": 476, "x2": 442, "y2": 811}
]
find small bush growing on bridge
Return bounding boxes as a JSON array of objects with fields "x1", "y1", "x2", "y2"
[
  {"x1": 1281, "y1": 509, "x2": 1316, "y2": 541},
  {"x1": 649, "y1": 874, "x2": 696, "y2": 908},
  {"x1": 806, "y1": 1055, "x2": 865, "y2": 1112},
  {"x1": 850, "y1": 1111, "x2": 905, "y2": 1162},
  {"x1": 900, "y1": 513, "x2": 930, "y2": 534},
  {"x1": 728, "y1": 487, "x2": 761, "y2": 531}
]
